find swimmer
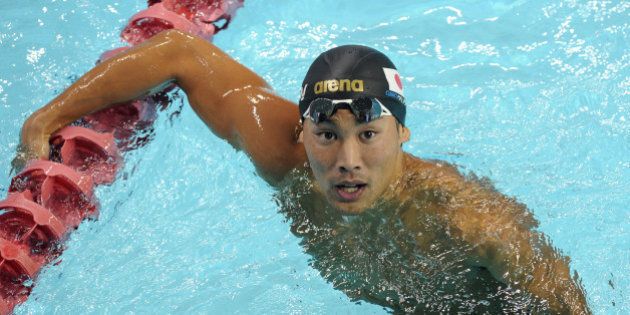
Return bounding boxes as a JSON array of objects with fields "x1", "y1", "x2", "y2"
[{"x1": 14, "y1": 30, "x2": 590, "y2": 313}]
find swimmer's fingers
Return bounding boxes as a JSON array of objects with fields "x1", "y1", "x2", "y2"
[
  {"x1": 10, "y1": 136, "x2": 50, "y2": 175},
  {"x1": 10, "y1": 147, "x2": 29, "y2": 176}
]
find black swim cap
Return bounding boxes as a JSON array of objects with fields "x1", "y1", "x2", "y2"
[{"x1": 299, "y1": 45, "x2": 406, "y2": 125}]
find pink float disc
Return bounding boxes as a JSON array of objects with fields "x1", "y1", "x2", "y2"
[
  {"x1": 51, "y1": 126, "x2": 122, "y2": 185},
  {"x1": 121, "y1": 2, "x2": 207, "y2": 45},
  {"x1": 10, "y1": 160, "x2": 98, "y2": 228}
]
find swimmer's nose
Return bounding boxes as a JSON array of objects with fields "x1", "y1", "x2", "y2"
[{"x1": 336, "y1": 138, "x2": 362, "y2": 174}]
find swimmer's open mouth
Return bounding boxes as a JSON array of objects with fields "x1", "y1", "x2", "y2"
[{"x1": 334, "y1": 182, "x2": 367, "y2": 202}]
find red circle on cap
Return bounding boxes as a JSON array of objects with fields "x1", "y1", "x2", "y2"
[{"x1": 395, "y1": 74, "x2": 403, "y2": 90}]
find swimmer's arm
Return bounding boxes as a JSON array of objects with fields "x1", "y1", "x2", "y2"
[
  {"x1": 446, "y1": 181, "x2": 590, "y2": 314},
  {"x1": 442, "y1": 175, "x2": 591, "y2": 314},
  {"x1": 19, "y1": 30, "x2": 305, "y2": 183},
  {"x1": 173, "y1": 32, "x2": 307, "y2": 184},
  {"x1": 19, "y1": 30, "x2": 189, "y2": 165}
]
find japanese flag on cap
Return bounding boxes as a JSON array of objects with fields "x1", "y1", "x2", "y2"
[{"x1": 382, "y1": 68, "x2": 404, "y2": 97}]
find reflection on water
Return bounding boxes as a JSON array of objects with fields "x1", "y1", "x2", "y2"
[{"x1": 276, "y1": 168, "x2": 550, "y2": 314}]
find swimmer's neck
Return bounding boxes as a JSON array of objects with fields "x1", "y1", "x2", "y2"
[{"x1": 379, "y1": 151, "x2": 411, "y2": 202}]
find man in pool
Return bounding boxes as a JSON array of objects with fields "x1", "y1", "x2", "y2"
[{"x1": 15, "y1": 30, "x2": 589, "y2": 313}]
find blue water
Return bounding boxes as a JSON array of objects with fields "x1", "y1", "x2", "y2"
[{"x1": 0, "y1": 0, "x2": 628, "y2": 313}]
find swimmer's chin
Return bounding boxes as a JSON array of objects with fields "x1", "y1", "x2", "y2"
[{"x1": 329, "y1": 200, "x2": 369, "y2": 215}]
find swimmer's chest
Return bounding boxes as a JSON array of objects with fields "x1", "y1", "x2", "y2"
[
  {"x1": 276, "y1": 174, "x2": 532, "y2": 313},
  {"x1": 291, "y1": 198, "x2": 509, "y2": 313}
]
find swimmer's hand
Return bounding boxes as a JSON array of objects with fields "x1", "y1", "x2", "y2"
[{"x1": 11, "y1": 121, "x2": 51, "y2": 174}]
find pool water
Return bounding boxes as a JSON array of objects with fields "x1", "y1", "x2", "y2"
[{"x1": 0, "y1": 0, "x2": 628, "y2": 313}]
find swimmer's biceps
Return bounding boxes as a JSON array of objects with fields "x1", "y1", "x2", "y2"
[
  {"x1": 452, "y1": 198, "x2": 588, "y2": 313},
  {"x1": 228, "y1": 92, "x2": 306, "y2": 184},
  {"x1": 427, "y1": 164, "x2": 588, "y2": 312},
  {"x1": 450, "y1": 192, "x2": 533, "y2": 279},
  {"x1": 169, "y1": 34, "x2": 305, "y2": 182},
  {"x1": 173, "y1": 34, "x2": 274, "y2": 138},
  {"x1": 425, "y1": 169, "x2": 525, "y2": 274},
  {"x1": 175, "y1": 31, "x2": 269, "y2": 96},
  {"x1": 191, "y1": 88, "x2": 305, "y2": 184}
]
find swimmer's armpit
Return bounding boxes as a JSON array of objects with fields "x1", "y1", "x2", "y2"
[{"x1": 441, "y1": 174, "x2": 591, "y2": 314}]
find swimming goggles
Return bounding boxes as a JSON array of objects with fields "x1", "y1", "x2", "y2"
[{"x1": 302, "y1": 97, "x2": 392, "y2": 124}]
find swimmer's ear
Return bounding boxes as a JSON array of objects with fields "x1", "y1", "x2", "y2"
[
  {"x1": 398, "y1": 125, "x2": 410, "y2": 144},
  {"x1": 296, "y1": 121, "x2": 304, "y2": 143}
]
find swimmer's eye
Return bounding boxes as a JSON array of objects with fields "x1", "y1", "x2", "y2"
[
  {"x1": 316, "y1": 131, "x2": 337, "y2": 142},
  {"x1": 360, "y1": 130, "x2": 377, "y2": 140}
]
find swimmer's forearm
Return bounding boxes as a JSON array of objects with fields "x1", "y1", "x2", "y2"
[
  {"x1": 22, "y1": 31, "x2": 187, "y2": 139},
  {"x1": 484, "y1": 234, "x2": 590, "y2": 313},
  {"x1": 24, "y1": 28, "x2": 269, "y2": 143},
  {"x1": 527, "y1": 257, "x2": 590, "y2": 314},
  {"x1": 21, "y1": 29, "x2": 299, "y2": 181}
]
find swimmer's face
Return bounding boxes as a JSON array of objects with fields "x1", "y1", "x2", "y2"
[{"x1": 301, "y1": 109, "x2": 410, "y2": 214}]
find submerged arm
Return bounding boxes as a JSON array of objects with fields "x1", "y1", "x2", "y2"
[
  {"x1": 436, "y1": 170, "x2": 590, "y2": 314},
  {"x1": 18, "y1": 30, "x2": 305, "y2": 184}
]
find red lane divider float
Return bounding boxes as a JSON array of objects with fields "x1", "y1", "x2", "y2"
[
  {"x1": 0, "y1": 239, "x2": 38, "y2": 314},
  {"x1": 10, "y1": 160, "x2": 97, "y2": 229},
  {"x1": 0, "y1": 191, "x2": 68, "y2": 253},
  {"x1": 50, "y1": 126, "x2": 122, "y2": 185},
  {"x1": 123, "y1": 2, "x2": 212, "y2": 44},
  {"x1": 0, "y1": 0, "x2": 244, "y2": 313}
]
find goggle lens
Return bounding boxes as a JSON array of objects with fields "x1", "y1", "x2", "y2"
[{"x1": 304, "y1": 98, "x2": 390, "y2": 124}]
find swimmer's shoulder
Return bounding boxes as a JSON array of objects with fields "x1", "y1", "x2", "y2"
[
  {"x1": 409, "y1": 152, "x2": 538, "y2": 234},
  {"x1": 400, "y1": 153, "x2": 537, "y2": 228},
  {"x1": 401, "y1": 153, "x2": 464, "y2": 192}
]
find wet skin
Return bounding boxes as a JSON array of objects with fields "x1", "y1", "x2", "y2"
[
  {"x1": 16, "y1": 30, "x2": 590, "y2": 314},
  {"x1": 277, "y1": 161, "x2": 534, "y2": 313},
  {"x1": 300, "y1": 110, "x2": 409, "y2": 214}
]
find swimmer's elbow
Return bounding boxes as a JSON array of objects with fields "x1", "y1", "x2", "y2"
[
  {"x1": 154, "y1": 29, "x2": 193, "y2": 46},
  {"x1": 158, "y1": 29, "x2": 218, "y2": 57},
  {"x1": 157, "y1": 31, "x2": 224, "y2": 92},
  {"x1": 151, "y1": 29, "x2": 207, "y2": 64}
]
